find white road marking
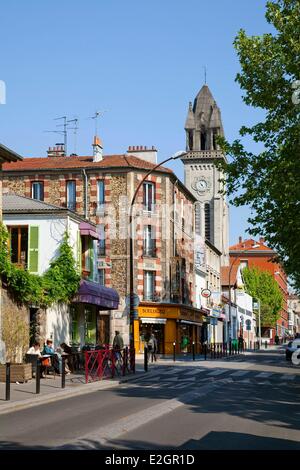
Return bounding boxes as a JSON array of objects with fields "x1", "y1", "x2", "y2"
[
  {"x1": 255, "y1": 372, "x2": 273, "y2": 378},
  {"x1": 207, "y1": 369, "x2": 227, "y2": 376},
  {"x1": 280, "y1": 374, "x2": 296, "y2": 381},
  {"x1": 230, "y1": 370, "x2": 249, "y2": 377}
]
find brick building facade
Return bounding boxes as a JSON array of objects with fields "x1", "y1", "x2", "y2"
[{"x1": 3, "y1": 143, "x2": 206, "y2": 351}]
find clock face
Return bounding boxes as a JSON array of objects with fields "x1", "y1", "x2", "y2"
[{"x1": 196, "y1": 180, "x2": 207, "y2": 191}]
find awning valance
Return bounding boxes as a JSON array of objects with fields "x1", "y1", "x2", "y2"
[
  {"x1": 73, "y1": 280, "x2": 119, "y2": 310},
  {"x1": 178, "y1": 320, "x2": 203, "y2": 327},
  {"x1": 79, "y1": 222, "x2": 100, "y2": 240},
  {"x1": 140, "y1": 318, "x2": 167, "y2": 324}
]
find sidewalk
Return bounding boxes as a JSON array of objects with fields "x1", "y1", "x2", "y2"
[{"x1": 0, "y1": 361, "x2": 150, "y2": 415}]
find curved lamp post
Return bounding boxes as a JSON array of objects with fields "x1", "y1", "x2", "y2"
[{"x1": 129, "y1": 151, "x2": 187, "y2": 351}]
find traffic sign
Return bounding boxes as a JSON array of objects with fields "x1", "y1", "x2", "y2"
[
  {"x1": 210, "y1": 317, "x2": 218, "y2": 326},
  {"x1": 201, "y1": 289, "x2": 211, "y2": 298}
]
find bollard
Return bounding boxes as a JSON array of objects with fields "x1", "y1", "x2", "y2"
[
  {"x1": 36, "y1": 359, "x2": 41, "y2": 394},
  {"x1": 265, "y1": 340, "x2": 267, "y2": 349},
  {"x1": 229, "y1": 341, "x2": 232, "y2": 356},
  {"x1": 5, "y1": 362, "x2": 10, "y2": 401},
  {"x1": 61, "y1": 356, "x2": 66, "y2": 388},
  {"x1": 144, "y1": 345, "x2": 148, "y2": 372},
  {"x1": 192, "y1": 342, "x2": 195, "y2": 361},
  {"x1": 213, "y1": 343, "x2": 216, "y2": 359},
  {"x1": 204, "y1": 343, "x2": 207, "y2": 360},
  {"x1": 173, "y1": 342, "x2": 176, "y2": 362}
]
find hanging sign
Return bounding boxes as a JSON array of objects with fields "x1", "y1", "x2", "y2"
[{"x1": 201, "y1": 289, "x2": 211, "y2": 298}]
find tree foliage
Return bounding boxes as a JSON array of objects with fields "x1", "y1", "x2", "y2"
[
  {"x1": 242, "y1": 267, "x2": 283, "y2": 327},
  {"x1": 0, "y1": 224, "x2": 80, "y2": 307},
  {"x1": 219, "y1": 0, "x2": 300, "y2": 289}
]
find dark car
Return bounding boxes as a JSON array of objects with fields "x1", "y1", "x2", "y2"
[{"x1": 286, "y1": 339, "x2": 300, "y2": 360}]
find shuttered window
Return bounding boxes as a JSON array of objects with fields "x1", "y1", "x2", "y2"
[{"x1": 28, "y1": 226, "x2": 39, "y2": 273}]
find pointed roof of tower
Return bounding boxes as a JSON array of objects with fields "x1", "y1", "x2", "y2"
[
  {"x1": 184, "y1": 101, "x2": 195, "y2": 129},
  {"x1": 192, "y1": 84, "x2": 224, "y2": 134}
]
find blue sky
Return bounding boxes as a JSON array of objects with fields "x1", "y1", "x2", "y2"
[{"x1": 0, "y1": 0, "x2": 271, "y2": 244}]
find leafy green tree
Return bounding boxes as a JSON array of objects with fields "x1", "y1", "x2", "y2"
[
  {"x1": 43, "y1": 233, "x2": 81, "y2": 304},
  {"x1": 219, "y1": 0, "x2": 300, "y2": 289},
  {"x1": 242, "y1": 267, "x2": 283, "y2": 326}
]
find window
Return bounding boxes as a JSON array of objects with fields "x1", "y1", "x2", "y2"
[
  {"x1": 240, "y1": 260, "x2": 248, "y2": 270},
  {"x1": 99, "y1": 268, "x2": 105, "y2": 286},
  {"x1": 8, "y1": 226, "x2": 28, "y2": 268},
  {"x1": 143, "y1": 225, "x2": 156, "y2": 257},
  {"x1": 97, "y1": 224, "x2": 105, "y2": 256},
  {"x1": 97, "y1": 180, "x2": 105, "y2": 207},
  {"x1": 31, "y1": 182, "x2": 44, "y2": 201},
  {"x1": 81, "y1": 236, "x2": 90, "y2": 273},
  {"x1": 66, "y1": 180, "x2": 76, "y2": 211},
  {"x1": 143, "y1": 182, "x2": 155, "y2": 212},
  {"x1": 188, "y1": 131, "x2": 193, "y2": 150},
  {"x1": 201, "y1": 131, "x2": 206, "y2": 150},
  {"x1": 144, "y1": 271, "x2": 155, "y2": 301},
  {"x1": 70, "y1": 306, "x2": 80, "y2": 344},
  {"x1": 84, "y1": 306, "x2": 96, "y2": 344},
  {"x1": 204, "y1": 203, "x2": 210, "y2": 240}
]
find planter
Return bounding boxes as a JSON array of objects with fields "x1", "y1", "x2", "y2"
[{"x1": 0, "y1": 363, "x2": 32, "y2": 383}]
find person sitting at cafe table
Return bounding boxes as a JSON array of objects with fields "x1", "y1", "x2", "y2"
[
  {"x1": 43, "y1": 339, "x2": 60, "y2": 374},
  {"x1": 26, "y1": 342, "x2": 47, "y2": 377}
]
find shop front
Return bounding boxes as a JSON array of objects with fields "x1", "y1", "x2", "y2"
[
  {"x1": 71, "y1": 280, "x2": 119, "y2": 348},
  {"x1": 135, "y1": 303, "x2": 206, "y2": 355}
]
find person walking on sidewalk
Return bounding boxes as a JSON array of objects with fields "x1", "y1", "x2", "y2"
[
  {"x1": 148, "y1": 333, "x2": 158, "y2": 362},
  {"x1": 113, "y1": 331, "x2": 124, "y2": 362}
]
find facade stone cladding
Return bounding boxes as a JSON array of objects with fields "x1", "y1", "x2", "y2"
[
  {"x1": 3, "y1": 153, "x2": 197, "y2": 344},
  {"x1": 229, "y1": 238, "x2": 288, "y2": 339}
]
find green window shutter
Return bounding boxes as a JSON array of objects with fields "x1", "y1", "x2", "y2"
[
  {"x1": 28, "y1": 226, "x2": 39, "y2": 273},
  {"x1": 89, "y1": 238, "x2": 94, "y2": 281},
  {"x1": 77, "y1": 231, "x2": 82, "y2": 274}
]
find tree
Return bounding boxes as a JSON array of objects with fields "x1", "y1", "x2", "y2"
[
  {"x1": 242, "y1": 267, "x2": 283, "y2": 327},
  {"x1": 219, "y1": 0, "x2": 300, "y2": 290}
]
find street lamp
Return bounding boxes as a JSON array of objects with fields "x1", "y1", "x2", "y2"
[{"x1": 129, "y1": 151, "x2": 187, "y2": 351}]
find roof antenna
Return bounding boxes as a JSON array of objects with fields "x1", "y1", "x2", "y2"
[
  {"x1": 54, "y1": 116, "x2": 68, "y2": 156},
  {"x1": 67, "y1": 117, "x2": 79, "y2": 155},
  {"x1": 87, "y1": 110, "x2": 107, "y2": 136},
  {"x1": 203, "y1": 66, "x2": 207, "y2": 85}
]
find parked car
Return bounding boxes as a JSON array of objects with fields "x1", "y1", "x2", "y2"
[{"x1": 286, "y1": 339, "x2": 300, "y2": 360}]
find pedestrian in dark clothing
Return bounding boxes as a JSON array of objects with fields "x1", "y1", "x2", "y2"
[{"x1": 147, "y1": 334, "x2": 158, "y2": 362}]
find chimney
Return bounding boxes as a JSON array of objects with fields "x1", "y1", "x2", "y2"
[
  {"x1": 47, "y1": 143, "x2": 65, "y2": 157},
  {"x1": 239, "y1": 236, "x2": 242, "y2": 244},
  {"x1": 127, "y1": 145, "x2": 157, "y2": 164},
  {"x1": 93, "y1": 136, "x2": 103, "y2": 162}
]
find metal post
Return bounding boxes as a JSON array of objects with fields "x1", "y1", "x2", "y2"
[
  {"x1": 61, "y1": 356, "x2": 66, "y2": 389},
  {"x1": 36, "y1": 359, "x2": 40, "y2": 394},
  {"x1": 265, "y1": 340, "x2": 267, "y2": 349},
  {"x1": 213, "y1": 342, "x2": 216, "y2": 359},
  {"x1": 173, "y1": 341, "x2": 176, "y2": 362},
  {"x1": 204, "y1": 343, "x2": 207, "y2": 360},
  {"x1": 192, "y1": 341, "x2": 195, "y2": 361},
  {"x1": 258, "y1": 299, "x2": 262, "y2": 348},
  {"x1": 144, "y1": 345, "x2": 148, "y2": 372},
  {"x1": 5, "y1": 362, "x2": 10, "y2": 401}
]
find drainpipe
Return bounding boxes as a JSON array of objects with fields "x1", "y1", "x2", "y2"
[{"x1": 82, "y1": 169, "x2": 88, "y2": 219}]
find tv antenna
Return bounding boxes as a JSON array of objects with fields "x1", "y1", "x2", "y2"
[
  {"x1": 54, "y1": 116, "x2": 68, "y2": 155},
  {"x1": 203, "y1": 66, "x2": 207, "y2": 85},
  {"x1": 67, "y1": 117, "x2": 79, "y2": 155},
  {"x1": 88, "y1": 110, "x2": 106, "y2": 135}
]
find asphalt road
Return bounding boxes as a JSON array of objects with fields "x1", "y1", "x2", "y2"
[{"x1": 1, "y1": 347, "x2": 300, "y2": 450}]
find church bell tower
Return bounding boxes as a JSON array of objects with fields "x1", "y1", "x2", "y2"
[{"x1": 181, "y1": 84, "x2": 229, "y2": 265}]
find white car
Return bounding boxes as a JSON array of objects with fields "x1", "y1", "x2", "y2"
[{"x1": 286, "y1": 339, "x2": 300, "y2": 360}]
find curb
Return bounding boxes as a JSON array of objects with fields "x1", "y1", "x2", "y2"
[{"x1": 0, "y1": 369, "x2": 149, "y2": 416}]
